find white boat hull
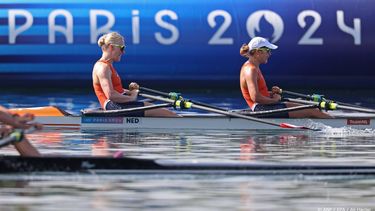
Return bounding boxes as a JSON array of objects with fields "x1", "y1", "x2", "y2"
[{"x1": 34, "y1": 114, "x2": 375, "y2": 130}]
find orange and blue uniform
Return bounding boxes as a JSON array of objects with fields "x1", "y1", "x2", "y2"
[
  {"x1": 93, "y1": 60, "x2": 145, "y2": 116},
  {"x1": 241, "y1": 68, "x2": 270, "y2": 110},
  {"x1": 240, "y1": 67, "x2": 288, "y2": 118},
  {"x1": 93, "y1": 60, "x2": 124, "y2": 108}
]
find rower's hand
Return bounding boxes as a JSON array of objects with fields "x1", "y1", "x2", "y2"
[
  {"x1": 128, "y1": 89, "x2": 139, "y2": 101},
  {"x1": 15, "y1": 113, "x2": 34, "y2": 124},
  {"x1": 271, "y1": 93, "x2": 282, "y2": 102},
  {"x1": 129, "y1": 82, "x2": 139, "y2": 91},
  {"x1": 13, "y1": 113, "x2": 43, "y2": 130},
  {"x1": 271, "y1": 86, "x2": 282, "y2": 95},
  {"x1": 12, "y1": 113, "x2": 32, "y2": 129},
  {"x1": 0, "y1": 125, "x2": 13, "y2": 138}
]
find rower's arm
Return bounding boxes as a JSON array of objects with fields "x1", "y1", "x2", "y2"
[
  {"x1": 0, "y1": 107, "x2": 25, "y2": 128},
  {"x1": 96, "y1": 65, "x2": 137, "y2": 103},
  {"x1": 245, "y1": 68, "x2": 280, "y2": 104}
]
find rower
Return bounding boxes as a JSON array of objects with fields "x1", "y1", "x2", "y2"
[
  {"x1": 239, "y1": 37, "x2": 332, "y2": 118},
  {"x1": 92, "y1": 32, "x2": 179, "y2": 117},
  {"x1": 0, "y1": 105, "x2": 42, "y2": 156}
]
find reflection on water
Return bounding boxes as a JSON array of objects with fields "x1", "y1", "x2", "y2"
[
  {"x1": 1, "y1": 128, "x2": 375, "y2": 168},
  {"x1": 2, "y1": 128, "x2": 374, "y2": 164}
]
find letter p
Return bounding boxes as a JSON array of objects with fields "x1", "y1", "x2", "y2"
[{"x1": 8, "y1": 9, "x2": 33, "y2": 44}]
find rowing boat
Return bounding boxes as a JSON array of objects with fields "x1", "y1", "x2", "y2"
[
  {"x1": 9, "y1": 106, "x2": 375, "y2": 130},
  {"x1": 1, "y1": 155, "x2": 375, "y2": 175}
]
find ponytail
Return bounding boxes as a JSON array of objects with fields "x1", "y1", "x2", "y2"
[
  {"x1": 97, "y1": 32, "x2": 124, "y2": 48},
  {"x1": 97, "y1": 34, "x2": 107, "y2": 47},
  {"x1": 239, "y1": 43, "x2": 250, "y2": 58}
]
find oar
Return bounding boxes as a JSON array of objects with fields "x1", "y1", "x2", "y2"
[
  {"x1": 0, "y1": 127, "x2": 37, "y2": 148},
  {"x1": 280, "y1": 90, "x2": 367, "y2": 108},
  {"x1": 0, "y1": 130, "x2": 25, "y2": 148},
  {"x1": 140, "y1": 87, "x2": 311, "y2": 117},
  {"x1": 139, "y1": 93, "x2": 318, "y2": 131},
  {"x1": 235, "y1": 104, "x2": 318, "y2": 117},
  {"x1": 285, "y1": 98, "x2": 375, "y2": 114},
  {"x1": 0, "y1": 127, "x2": 41, "y2": 157},
  {"x1": 139, "y1": 87, "x2": 227, "y2": 111}
]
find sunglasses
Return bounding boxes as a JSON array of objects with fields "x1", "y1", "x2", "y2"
[
  {"x1": 111, "y1": 44, "x2": 125, "y2": 52},
  {"x1": 257, "y1": 47, "x2": 272, "y2": 53}
]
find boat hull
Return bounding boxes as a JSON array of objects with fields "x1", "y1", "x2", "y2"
[
  {"x1": 33, "y1": 115, "x2": 375, "y2": 130},
  {"x1": 1, "y1": 156, "x2": 374, "y2": 175}
]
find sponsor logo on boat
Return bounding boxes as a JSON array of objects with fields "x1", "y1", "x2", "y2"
[
  {"x1": 81, "y1": 117, "x2": 123, "y2": 124},
  {"x1": 126, "y1": 117, "x2": 140, "y2": 124},
  {"x1": 347, "y1": 119, "x2": 370, "y2": 125}
]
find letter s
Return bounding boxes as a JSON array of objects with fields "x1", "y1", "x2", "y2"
[{"x1": 154, "y1": 10, "x2": 179, "y2": 45}]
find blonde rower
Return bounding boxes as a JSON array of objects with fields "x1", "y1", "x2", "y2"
[{"x1": 92, "y1": 32, "x2": 178, "y2": 117}]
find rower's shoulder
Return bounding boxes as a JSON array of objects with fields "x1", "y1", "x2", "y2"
[
  {"x1": 242, "y1": 61, "x2": 257, "y2": 70},
  {"x1": 241, "y1": 64, "x2": 257, "y2": 77},
  {"x1": 93, "y1": 62, "x2": 112, "y2": 78},
  {"x1": 94, "y1": 61, "x2": 111, "y2": 71}
]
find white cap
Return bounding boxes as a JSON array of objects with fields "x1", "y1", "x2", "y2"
[{"x1": 248, "y1": 37, "x2": 278, "y2": 51}]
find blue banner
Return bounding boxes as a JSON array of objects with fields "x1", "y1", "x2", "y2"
[{"x1": 0, "y1": 0, "x2": 373, "y2": 88}]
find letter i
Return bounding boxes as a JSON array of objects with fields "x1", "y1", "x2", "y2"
[{"x1": 132, "y1": 10, "x2": 140, "y2": 44}]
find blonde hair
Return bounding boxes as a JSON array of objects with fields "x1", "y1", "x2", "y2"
[
  {"x1": 239, "y1": 43, "x2": 256, "y2": 58},
  {"x1": 97, "y1": 32, "x2": 124, "y2": 48}
]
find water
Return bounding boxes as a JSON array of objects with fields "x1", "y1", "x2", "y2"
[
  {"x1": 0, "y1": 175, "x2": 374, "y2": 210},
  {"x1": 0, "y1": 89, "x2": 375, "y2": 210}
]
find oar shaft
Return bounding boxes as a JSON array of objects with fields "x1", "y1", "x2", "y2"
[
  {"x1": 285, "y1": 98, "x2": 375, "y2": 113},
  {"x1": 282, "y1": 90, "x2": 367, "y2": 109},
  {"x1": 0, "y1": 128, "x2": 41, "y2": 156},
  {"x1": 237, "y1": 104, "x2": 318, "y2": 116},
  {"x1": 140, "y1": 93, "x2": 286, "y2": 128},
  {"x1": 0, "y1": 131, "x2": 22, "y2": 148},
  {"x1": 140, "y1": 87, "x2": 227, "y2": 111},
  {"x1": 335, "y1": 104, "x2": 375, "y2": 113},
  {"x1": 282, "y1": 90, "x2": 311, "y2": 99},
  {"x1": 140, "y1": 87, "x2": 170, "y2": 97},
  {"x1": 0, "y1": 127, "x2": 34, "y2": 148},
  {"x1": 192, "y1": 103, "x2": 282, "y2": 127}
]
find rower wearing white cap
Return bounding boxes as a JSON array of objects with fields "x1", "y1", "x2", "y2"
[{"x1": 239, "y1": 37, "x2": 331, "y2": 118}]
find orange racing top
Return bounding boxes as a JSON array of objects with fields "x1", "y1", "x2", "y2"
[{"x1": 93, "y1": 60, "x2": 124, "y2": 108}]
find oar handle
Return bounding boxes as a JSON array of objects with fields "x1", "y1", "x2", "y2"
[
  {"x1": 0, "y1": 129, "x2": 26, "y2": 148},
  {"x1": 0, "y1": 126, "x2": 38, "y2": 146},
  {"x1": 281, "y1": 90, "x2": 309, "y2": 98},
  {"x1": 140, "y1": 87, "x2": 171, "y2": 98},
  {"x1": 281, "y1": 90, "x2": 324, "y2": 102}
]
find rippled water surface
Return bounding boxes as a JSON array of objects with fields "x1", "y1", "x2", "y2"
[{"x1": 0, "y1": 89, "x2": 374, "y2": 210}]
